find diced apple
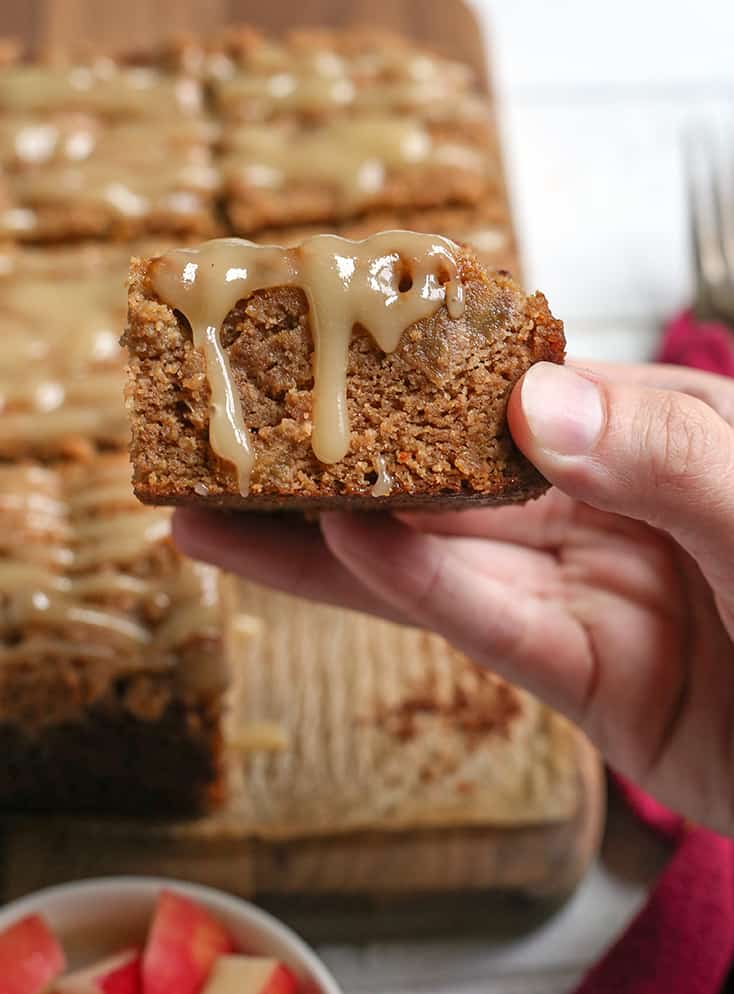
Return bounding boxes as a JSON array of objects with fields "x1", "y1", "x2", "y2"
[
  {"x1": 54, "y1": 949, "x2": 141, "y2": 994},
  {"x1": 200, "y1": 957, "x2": 299, "y2": 994},
  {"x1": 141, "y1": 891, "x2": 235, "y2": 994},
  {"x1": 0, "y1": 913, "x2": 66, "y2": 994}
]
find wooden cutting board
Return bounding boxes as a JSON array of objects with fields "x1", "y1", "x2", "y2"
[
  {"x1": 0, "y1": 0, "x2": 605, "y2": 910},
  {"x1": 0, "y1": 0, "x2": 489, "y2": 89}
]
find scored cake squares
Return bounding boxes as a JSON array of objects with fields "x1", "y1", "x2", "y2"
[
  {"x1": 0, "y1": 453, "x2": 229, "y2": 813},
  {"x1": 0, "y1": 22, "x2": 601, "y2": 903},
  {"x1": 0, "y1": 47, "x2": 220, "y2": 241},
  {"x1": 220, "y1": 115, "x2": 497, "y2": 235},
  {"x1": 123, "y1": 231, "x2": 564, "y2": 511},
  {"x1": 201, "y1": 26, "x2": 489, "y2": 124}
]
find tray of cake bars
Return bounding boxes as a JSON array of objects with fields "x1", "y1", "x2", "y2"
[{"x1": 0, "y1": 0, "x2": 604, "y2": 908}]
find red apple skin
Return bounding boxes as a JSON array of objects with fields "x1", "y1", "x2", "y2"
[
  {"x1": 54, "y1": 950, "x2": 141, "y2": 994},
  {"x1": 99, "y1": 953, "x2": 142, "y2": 994},
  {"x1": 0, "y1": 913, "x2": 66, "y2": 994},
  {"x1": 201, "y1": 957, "x2": 299, "y2": 994},
  {"x1": 256, "y1": 964, "x2": 299, "y2": 994},
  {"x1": 141, "y1": 891, "x2": 235, "y2": 994}
]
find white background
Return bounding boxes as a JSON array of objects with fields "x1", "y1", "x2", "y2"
[
  {"x1": 316, "y1": 2, "x2": 734, "y2": 991},
  {"x1": 476, "y1": 0, "x2": 734, "y2": 362}
]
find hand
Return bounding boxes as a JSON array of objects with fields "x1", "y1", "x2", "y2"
[{"x1": 174, "y1": 361, "x2": 734, "y2": 835}]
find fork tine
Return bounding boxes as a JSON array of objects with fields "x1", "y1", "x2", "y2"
[
  {"x1": 685, "y1": 127, "x2": 728, "y2": 320},
  {"x1": 716, "y1": 135, "x2": 734, "y2": 282}
]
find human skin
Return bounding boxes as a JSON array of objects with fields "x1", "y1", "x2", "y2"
[{"x1": 173, "y1": 361, "x2": 734, "y2": 835}]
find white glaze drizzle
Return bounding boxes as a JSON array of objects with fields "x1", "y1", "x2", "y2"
[{"x1": 151, "y1": 232, "x2": 466, "y2": 496}]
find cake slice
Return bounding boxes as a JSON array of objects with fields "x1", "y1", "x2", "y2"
[
  {"x1": 0, "y1": 45, "x2": 203, "y2": 120},
  {"x1": 0, "y1": 453, "x2": 229, "y2": 813},
  {"x1": 0, "y1": 47, "x2": 218, "y2": 241},
  {"x1": 221, "y1": 116, "x2": 495, "y2": 235},
  {"x1": 124, "y1": 232, "x2": 564, "y2": 510},
  {"x1": 0, "y1": 118, "x2": 220, "y2": 242},
  {"x1": 0, "y1": 241, "x2": 178, "y2": 460},
  {"x1": 0, "y1": 245, "x2": 129, "y2": 459}
]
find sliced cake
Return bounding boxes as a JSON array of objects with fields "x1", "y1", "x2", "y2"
[
  {"x1": 0, "y1": 453, "x2": 229, "y2": 813},
  {"x1": 123, "y1": 232, "x2": 564, "y2": 510}
]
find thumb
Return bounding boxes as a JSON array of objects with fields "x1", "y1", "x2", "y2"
[{"x1": 508, "y1": 362, "x2": 734, "y2": 588}]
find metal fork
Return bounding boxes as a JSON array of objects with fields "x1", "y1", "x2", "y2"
[{"x1": 686, "y1": 127, "x2": 734, "y2": 326}]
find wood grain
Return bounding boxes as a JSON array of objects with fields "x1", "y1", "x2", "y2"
[{"x1": 1, "y1": 729, "x2": 604, "y2": 908}]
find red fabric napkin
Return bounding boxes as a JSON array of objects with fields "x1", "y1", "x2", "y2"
[
  {"x1": 573, "y1": 311, "x2": 734, "y2": 994},
  {"x1": 658, "y1": 309, "x2": 734, "y2": 376}
]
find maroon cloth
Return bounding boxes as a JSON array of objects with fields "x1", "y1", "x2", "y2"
[
  {"x1": 573, "y1": 311, "x2": 734, "y2": 994},
  {"x1": 658, "y1": 309, "x2": 734, "y2": 376}
]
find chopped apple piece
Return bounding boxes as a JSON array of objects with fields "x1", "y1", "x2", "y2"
[
  {"x1": 201, "y1": 957, "x2": 299, "y2": 994},
  {"x1": 0, "y1": 913, "x2": 66, "y2": 994},
  {"x1": 54, "y1": 949, "x2": 141, "y2": 994},
  {"x1": 142, "y1": 891, "x2": 235, "y2": 994}
]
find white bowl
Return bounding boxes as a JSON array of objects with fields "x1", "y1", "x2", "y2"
[{"x1": 0, "y1": 876, "x2": 342, "y2": 993}]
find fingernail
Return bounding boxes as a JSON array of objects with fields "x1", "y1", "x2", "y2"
[{"x1": 520, "y1": 364, "x2": 604, "y2": 456}]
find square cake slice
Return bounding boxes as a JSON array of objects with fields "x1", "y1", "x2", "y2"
[
  {"x1": 0, "y1": 454, "x2": 229, "y2": 813},
  {"x1": 0, "y1": 244, "x2": 129, "y2": 459},
  {"x1": 0, "y1": 241, "x2": 184, "y2": 461},
  {"x1": 124, "y1": 232, "x2": 564, "y2": 511},
  {"x1": 0, "y1": 119, "x2": 220, "y2": 242}
]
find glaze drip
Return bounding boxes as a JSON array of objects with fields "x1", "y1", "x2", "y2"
[{"x1": 151, "y1": 231, "x2": 466, "y2": 496}]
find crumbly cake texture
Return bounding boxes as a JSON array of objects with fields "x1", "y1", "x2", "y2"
[
  {"x1": 0, "y1": 455, "x2": 228, "y2": 813},
  {"x1": 124, "y1": 245, "x2": 564, "y2": 510}
]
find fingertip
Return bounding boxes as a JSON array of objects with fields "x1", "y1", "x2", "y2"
[
  {"x1": 510, "y1": 362, "x2": 606, "y2": 461},
  {"x1": 507, "y1": 368, "x2": 533, "y2": 456}
]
